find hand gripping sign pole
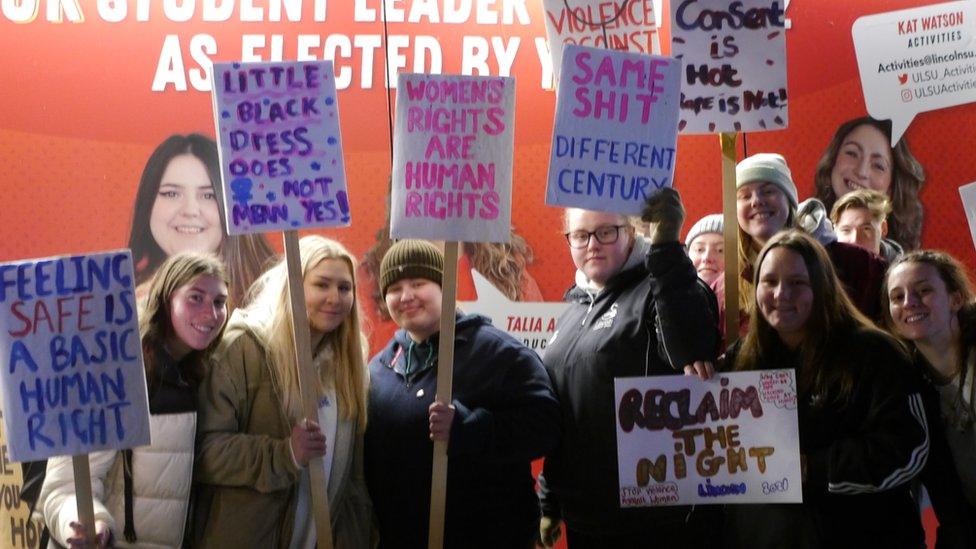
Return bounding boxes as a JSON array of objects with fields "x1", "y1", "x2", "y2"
[
  {"x1": 427, "y1": 242, "x2": 459, "y2": 549},
  {"x1": 212, "y1": 59, "x2": 354, "y2": 549},
  {"x1": 284, "y1": 230, "x2": 334, "y2": 549}
]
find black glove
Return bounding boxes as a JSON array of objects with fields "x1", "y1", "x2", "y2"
[{"x1": 641, "y1": 188, "x2": 685, "y2": 245}]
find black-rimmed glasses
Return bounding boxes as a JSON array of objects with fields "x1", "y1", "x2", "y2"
[{"x1": 565, "y1": 225, "x2": 627, "y2": 249}]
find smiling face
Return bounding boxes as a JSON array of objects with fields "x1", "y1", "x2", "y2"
[
  {"x1": 736, "y1": 182, "x2": 790, "y2": 246},
  {"x1": 304, "y1": 258, "x2": 355, "y2": 340},
  {"x1": 886, "y1": 262, "x2": 962, "y2": 345},
  {"x1": 757, "y1": 247, "x2": 814, "y2": 349},
  {"x1": 385, "y1": 277, "x2": 443, "y2": 342},
  {"x1": 166, "y1": 274, "x2": 229, "y2": 360},
  {"x1": 149, "y1": 154, "x2": 223, "y2": 257},
  {"x1": 830, "y1": 124, "x2": 893, "y2": 198},
  {"x1": 565, "y1": 209, "x2": 634, "y2": 288},
  {"x1": 688, "y1": 233, "x2": 725, "y2": 285},
  {"x1": 835, "y1": 206, "x2": 885, "y2": 256}
]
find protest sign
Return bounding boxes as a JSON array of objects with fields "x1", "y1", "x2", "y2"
[
  {"x1": 212, "y1": 60, "x2": 350, "y2": 234},
  {"x1": 0, "y1": 251, "x2": 150, "y2": 463},
  {"x1": 0, "y1": 410, "x2": 41, "y2": 548},
  {"x1": 960, "y1": 181, "x2": 976, "y2": 252},
  {"x1": 542, "y1": 0, "x2": 663, "y2": 83},
  {"x1": 614, "y1": 370, "x2": 801, "y2": 506},
  {"x1": 854, "y1": 0, "x2": 976, "y2": 144},
  {"x1": 391, "y1": 73, "x2": 516, "y2": 243},
  {"x1": 670, "y1": 0, "x2": 788, "y2": 134},
  {"x1": 458, "y1": 271, "x2": 568, "y2": 359},
  {"x1": 546, "y1": 45, "x2": 680, "y2": 215}
]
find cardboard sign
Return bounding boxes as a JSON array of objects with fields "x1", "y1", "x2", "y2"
[
  {"x1": 0, "y1": 409, "x2": 41, "y2": 548},
  {"x1": 542, "y1": 0, "x2": 663, "y2": 83},
  {"x1": 212, "y1": 60, "x2": 350, "y2": 235},
  {"x1": 458, "y1": 271, "x2": 569, "y2": 359},
  {"x1": 960, "y1": 181, "x2": 976, "y2": 252},
  {"x1": 0, "y1": 251, "x2": 150, "y2": 462},
  {"x1": 670, "y1": 0, "x2": 788, "y2": 134},
  {"x1": 614, "y1": 370, "x2": 802, "y2": 506},
  {"x1": 546, "y1": 45, "x2": 680, "y2": 215},
  {"x1": 854, "y1": 0, "x2": 976, "y2": 144},
  {"x1": 391, "y1": 73, "x2": 516, "y2": 243}
]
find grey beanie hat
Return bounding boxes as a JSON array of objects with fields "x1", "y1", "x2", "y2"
[
  {"x1": 685, "y1": 214, "x2": 724, "y2": 247},
  {"x1": 736, "y1": 153, "x2": 798, "y2": 208}
]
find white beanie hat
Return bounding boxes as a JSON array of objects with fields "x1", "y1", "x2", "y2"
[
  {"x1": 736, "y1": 153, "x2": 798, "y2": 209},
  {"x1": 685, "y1": 214, "x2": 724, "y2": 247}
]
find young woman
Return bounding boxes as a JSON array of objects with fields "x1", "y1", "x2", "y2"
[
  {"x1": 539, "y1": 189, "x2": 720, "y2": 548},
  {"x1": 127, "y1": 133, "x2": 276, "y2": 307},
  {"x1": 193, "y1": 235, "x2": 371, "y2": 548},
  {"x1": 813, "y1": 116, "x2": 926, "y2": 251},
  {"x1": 686, "y1": 213, "x2": 725, "y2": 287},
  {"x1": 725, "y1": 230, "x2": 929, "y2": 548},
  {"x1": 38, "y1": 252, "x2": 230, "y2": 548},
  {"x1": 736, "y1": 153, "x2": 887, "y2": 322},
  {"x1": 883, "y1": 251, "x2": 976, "y2": 510},
  {"x1": 365, "y1": 239, "x2": 559, "y2": 549}
]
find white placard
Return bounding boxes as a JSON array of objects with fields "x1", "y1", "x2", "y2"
[
  {"x1": 546, "y1": 45, "x2": 680, "y2": 215},
  {"x1": 0, "y1": 251, "x2": 150, "y2": 462},
  {"x1": 542, "y1": 0, "x2": 662, "y2": 83},
  {"x1": 458, "y1": 271, "x2": 569, "y2": 359},
  {"x1": 614, "y1": 370, "x2": 802, "y2": 506},
  {"x1": 959, "y1": 181, "x2": 976, "y2": 252},
  {"x1": 212, "y1": 60, "x2": 351, "y2": 234},
  {"x1": 391, "y1": 73, "x2": 516, "y2": 243},
  {"x1": 670, "y1": 0, "x2": 788, "y2": 134},
  {"x1": 853, "y1": 1, "x2": 976, "y2": 144}
]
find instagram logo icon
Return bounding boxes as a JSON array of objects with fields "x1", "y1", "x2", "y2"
[{"x1": 901, "y1": 89, "x2": 913, "y2": 102}]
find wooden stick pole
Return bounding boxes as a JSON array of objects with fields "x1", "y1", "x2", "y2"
[
  {"x1": 720, "y1": 133, "x2": 740, "y2": 344},
  {"x1": 283, "y1": 230, "x2": 334, "y2": 549},
  {"x1": 427, "y1": 241, "x2": 459, "y2": 549},
  {"x1": 71, "y1": 454, "x2": 96, "y2": 546}
]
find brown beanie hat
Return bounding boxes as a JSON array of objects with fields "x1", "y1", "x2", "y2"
[{"x1": 380, "y1": 239, "x2": 443, "y2": 296}]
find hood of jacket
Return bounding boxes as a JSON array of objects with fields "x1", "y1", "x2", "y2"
[{"x1": 568, "y1": 236, "x2": 651, "y2": 301}]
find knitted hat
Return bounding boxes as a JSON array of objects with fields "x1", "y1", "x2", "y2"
[
  {"x1": 685, "y1": 214, "x2": 724, "y2": 247},
  {"x1": 380, "y1": 239, "x2": 443, "y2": 296},
  {"x1": 736, "y1": 153, "x2": 798, "y2": 208}
]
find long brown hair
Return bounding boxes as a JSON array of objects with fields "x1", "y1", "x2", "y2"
[
  {"x1": 813, "y1": 117, "x2": 926, "y2": 250},
  {"x1": 139, "y1": 252, "x2": 229, "y2": 394},
  {"x1": 882, "y1": 250, "x2": 976, "y2": 427},
  {"x1": 734, "y1": 230, "x2": 887, "y2": 404},
  {"x1": 127, "y1": 133, "x2": 277, "y2": 308}
]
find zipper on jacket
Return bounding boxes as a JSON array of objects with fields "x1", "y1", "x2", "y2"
[{"x1": 580, "y1": 288, "x2": 597, "y2": 327}]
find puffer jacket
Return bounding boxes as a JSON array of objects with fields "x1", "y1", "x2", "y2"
[{"x1": 38, "y1": 350, "x2": 195, "y2": 548}]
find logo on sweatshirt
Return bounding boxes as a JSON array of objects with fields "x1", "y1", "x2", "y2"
[{"x1": 592, "y1": 303, "x2": 618, "y2": 331}]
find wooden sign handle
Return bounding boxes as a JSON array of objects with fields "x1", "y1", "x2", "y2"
[
  {"x1": 720, "y1": 133, "x2": 740, "y2": 344},
  {"x1": 71, "y1": 454, "x2": 96, "y2": 546},
  {"x1": 427, "y1": 241, "x2": 459, "y2": 549},
  {"x1": 283, "y1": 230, "x2": 334, "y2": 549}
]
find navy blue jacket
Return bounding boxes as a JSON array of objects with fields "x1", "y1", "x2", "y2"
[{"x1": 365, "y1": 313, "x2": 560, "y2": 549}]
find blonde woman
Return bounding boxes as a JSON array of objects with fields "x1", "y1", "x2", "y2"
[{"x1": 194, "y1": 235, "x2": 371, "y2": 548}]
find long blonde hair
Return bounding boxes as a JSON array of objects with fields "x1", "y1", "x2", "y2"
[{"x1": 241, "y1": 235, "x2": 368, "y2": 429}]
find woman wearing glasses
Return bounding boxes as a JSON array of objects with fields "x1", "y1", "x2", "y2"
[{"x1": 538, "y1": 189, "x2": 721, "y2": 548}]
